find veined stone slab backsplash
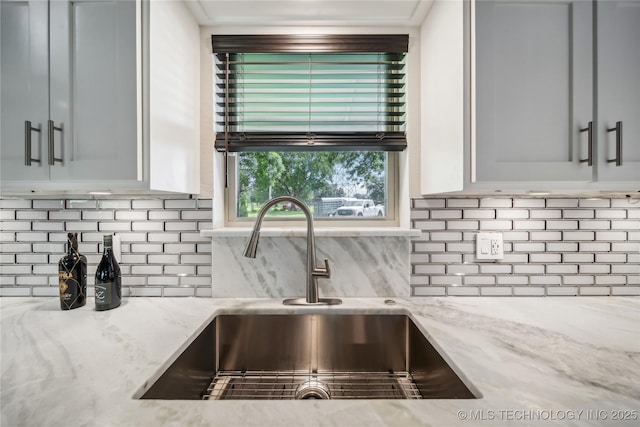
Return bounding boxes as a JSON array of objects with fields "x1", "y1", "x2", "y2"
[
  {"x1": 0, "y1": 198, "x2": 213, "y2": 297},
  {"x1": 410, "y1": 197, "x2": 640, "y2": 297},
  {"x1": 210, "y1": 235, "x2": 411, "y2": 298},
  {"x1": 2, "y1": 196, "x2": 639, "y2": 298}
]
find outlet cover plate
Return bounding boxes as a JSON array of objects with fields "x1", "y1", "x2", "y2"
[{"x1": 476, "y1": 232, "x2": 504, "y2": 260}]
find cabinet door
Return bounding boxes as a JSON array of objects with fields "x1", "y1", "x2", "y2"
[
  {"x1": 0, "y1": 0, "x2": 50, "y2": 182},
  {"x1": 596, "y1": 0, "x2": 640, "y2": 182},
  {"x1": 474, "y1": 0, "x2": 593, "y2": 182},
  {"x1": 49, "y1": 0, "x2": 138, "y2": 182}
]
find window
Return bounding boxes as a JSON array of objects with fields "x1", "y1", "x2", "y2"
[{"x1": 212, "y1": 35, "x2": 408, "y2": 223}]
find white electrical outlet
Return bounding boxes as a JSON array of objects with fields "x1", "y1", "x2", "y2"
[
  {"x1": 491, "y1": 238, "x2": 501, "y2": 255},
  {"x1": 476, "y1": 232, "x2": 504, "y2": 260}
]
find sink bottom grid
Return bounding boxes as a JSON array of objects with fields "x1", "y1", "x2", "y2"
[{"x1": 203, "y1": 370, "x2": 423, "y2": 400}]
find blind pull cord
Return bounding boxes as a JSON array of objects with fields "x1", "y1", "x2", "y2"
[
  {"x1": 224, "y1": 53, "x2": 230, "y2": 188},
  {"x1": 308, "y1": 54, "x2": 312, "y2": 143}
]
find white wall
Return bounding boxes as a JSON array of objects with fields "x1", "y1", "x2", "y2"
[
  {"x1": 149, "y1": 0, "x2": 201, "y2": 194},
  {"x1": 199, "y1": 26, "x2": 422, "y2": 227},
  {"x1": 419, "y1": 0, "x2": 465, "y2": 195}
]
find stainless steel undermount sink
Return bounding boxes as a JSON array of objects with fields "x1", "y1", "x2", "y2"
[{"x1": 137, "y1": 313, "x2": 478, "y2": 400}]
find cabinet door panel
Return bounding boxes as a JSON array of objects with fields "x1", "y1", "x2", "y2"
[
  {"x1": 475, "y1": 0, "x2": 593, "y2": 182},
  {"x1": 0, "y1": 0, "x2": 50, "y2": 182},
  {"x1": 597, "y1": 0, "x2": 640, "y2": 182},
  {"x1": 49, "y1": 0, "x2": 138, "y2": 182}
]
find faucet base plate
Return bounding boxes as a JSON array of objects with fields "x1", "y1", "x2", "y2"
[{"x1": 283, "y1": 297, "x2": 342, "y2": 306}]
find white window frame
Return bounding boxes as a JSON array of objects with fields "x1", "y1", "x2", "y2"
[
  {"x1": 224, "y1": 151, "x2": 400, "y2": 228},
  {"x1": 206, "y1": 27, "x2": 418, "y2": 231}
]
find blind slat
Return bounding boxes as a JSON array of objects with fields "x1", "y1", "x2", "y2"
[
  {"x1": 214, "y1": 133, "x2": 407, "y2": 152},
  {"x1": 212, "y1": 35, "x2": 409, "y2": 54}
]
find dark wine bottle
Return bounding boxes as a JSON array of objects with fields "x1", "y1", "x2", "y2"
[
  {"x1": 58, "y1": 232, "x2": 87, "y2": 310},
  {"x1": 95, "y1": 234, "x2": 121, "y2": 311}
]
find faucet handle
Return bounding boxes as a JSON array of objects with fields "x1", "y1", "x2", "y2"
[
  {"x1": 323, "y1": 258, "x2": 331, "y2": 278},
  {"x1": 314, "y1": 258, "x2": 331, "y2": 279}
]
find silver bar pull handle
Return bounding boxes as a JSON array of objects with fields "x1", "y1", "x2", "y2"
[
  {"x1": 48, "y1": 120, "x2": 63, "y2": 166},
  {"x1": 24, "y1": 121, "x2": 42, "y2": 166},
  {"x1": 579, "y1": 121, "x2": 593, "y2": 166},
  {"x1": 607, "y1": 121, "x2": 622, "y2": 166}
]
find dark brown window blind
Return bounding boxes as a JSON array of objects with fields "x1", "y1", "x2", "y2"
[{"x1": 212, "y1": 35, "x2": 408, "y2": 152}]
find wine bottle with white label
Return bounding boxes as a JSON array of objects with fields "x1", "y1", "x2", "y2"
[
  {"x1": 58, "y1": 232, "x2": 87, "y2": 310},
  {"x1": 95, "y1": 234, "x2": 121, "y2": 311}
]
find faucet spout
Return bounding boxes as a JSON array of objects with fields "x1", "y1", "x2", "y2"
[
  {"x1": 243, "y1": 196, "x2": 341, "y2": 306},
  {"x1": 243, "y1": 230, "x2": 260, "y2": 258}
]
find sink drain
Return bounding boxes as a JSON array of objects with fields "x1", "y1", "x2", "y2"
[{"x1": 295, "y1": 379, "x2": 331, "y2": 400}]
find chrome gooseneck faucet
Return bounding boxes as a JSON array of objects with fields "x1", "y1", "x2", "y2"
[{"x1": 243, "y1": 196, "x2": 341, "y2": 306}]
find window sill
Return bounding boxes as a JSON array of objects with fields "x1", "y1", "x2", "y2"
[{"x1": 201, "y1": 227, "x2": 421, "y2": 238}]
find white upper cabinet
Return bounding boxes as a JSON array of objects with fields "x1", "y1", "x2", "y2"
[
  {"x1": 1, "y1": 0, "x2": 137, "y2": 185},
  {"x1": 0, "y1": 0, "x2": 200, "y2": 195},
  {"x1": 420, "y1": 0, "x2": 640, "y2": 194},
  {"x1": 474, "y1": 0, "x2": 593, "y2": 183},
  {"x1": 49, "y1": 0, "x2": 139, "y2": 182},
  {"x1": 596, "y1": 0, "x2": 640, "y2": 183},
  {"x1": 1, "y1": 1, "x2": 50, "y2": 182}
]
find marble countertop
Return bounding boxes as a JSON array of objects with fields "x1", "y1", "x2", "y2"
[{"x1": 1, "y1": 297, "x2": 639, "y2": 426}]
